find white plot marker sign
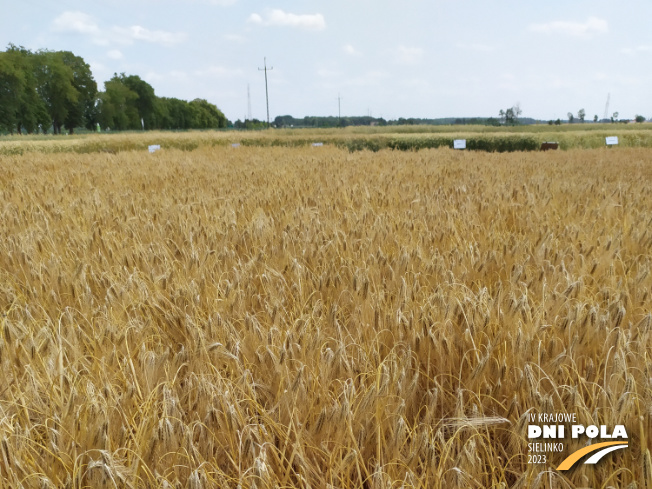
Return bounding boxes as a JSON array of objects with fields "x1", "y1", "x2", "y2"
[
  {"x1": 231, "y1": 143, "x2": 241, "y2": 148},
  {"x1": 605, "y1": 136, "x2": 619, "y2": 146},
  {"x1": 312, "y1": 142, "x2": 324, "y2": 147},
  {"x1": 148, "y1": 144, "x2": 161, "y2": 153},
  {"x1": 453, "y1": 139, "x2": 467, "y2": 150}
]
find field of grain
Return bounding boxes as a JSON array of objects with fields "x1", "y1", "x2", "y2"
[
  {"x1": 0, "y1": 145, "x2": 651, "y2": 488},
  {"x1": 3, "y1": 124, "x2": 652, "y2": 157}
]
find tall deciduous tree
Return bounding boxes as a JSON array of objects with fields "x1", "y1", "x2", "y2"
[
  {"x1": 59, "y1": 51, "x2": 97, "y2": 133},
  {"x1": 513, "y1": 102, "x2": 522, "y2": 121},
  {"x1": 35, "y1": 51, "x2": 77, "y2": 134},
  {"x1": 0, "y1": 50, "x2": 24, "y2": 133},
  {"x1": 120, "y1": 74, "x2": 156, "y2": 128},
  {"x1": 0, "y1": 45, "x2": 49, "y2": 134},
  {"x1": 189, "y1": 98, "x2": 227, "y2": 128},
  {"x1": 498, "y1": 104, "x2": 520, "y2": 125},
  {"x1": 162, "y1": 97, "x2": 193, "y2": 129},
  {"x1": 1, "y1": 45, "x2": 229, "y2": 134},
  {"x1": 97, "y1": 75, "x2": 140, "y2": 131}
]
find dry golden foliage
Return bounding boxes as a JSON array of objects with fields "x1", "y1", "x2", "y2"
[{"x1": 0, "y1": 146, "x2": 650, "y2": 488}]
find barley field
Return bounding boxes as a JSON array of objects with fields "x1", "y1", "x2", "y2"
[{"x1": 0, "y1": 144, "x2": 651, "y2": 488}]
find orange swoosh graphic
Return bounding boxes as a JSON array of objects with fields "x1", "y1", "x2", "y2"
[{"x1": 557, "y1": 441, "x2": 628, "y2": 471}]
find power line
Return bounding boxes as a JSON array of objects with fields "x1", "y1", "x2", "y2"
[{"x1": 258, "y1": 57, "x2": 273, "y2": 128}]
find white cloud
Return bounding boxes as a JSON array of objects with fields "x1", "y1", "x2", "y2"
[
  {"x1": 112, "y1": 26, "x2": 186, "y2": 46},
  {"x1": 248, "y1": 9, "x2": 326, "y2": 31},
  {"x1": 343, "y1": 44, "x2": 361, "y2": 56},
  {"x1": 248, "y1": 13, "x2": 263, "y2": 24},
  {"x1": 529, "y1": 16, "x2": 608, "y2": 38},
  {"x1": 107, "y1": 49, "x2": 123, "y2": 60},
  {"x1": 52, "y1": 11, "x2": 101, "y2": 36},
  {"x1": 51, "y1": 11, "x2": 186, "y2": 47},
  {"x1": 393, "y1": 45, "x2": 424, "y2": 65}
]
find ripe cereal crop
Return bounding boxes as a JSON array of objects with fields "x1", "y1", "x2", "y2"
[{"x1": 0, "y1": 144, "x2": 650, "y2": 488}]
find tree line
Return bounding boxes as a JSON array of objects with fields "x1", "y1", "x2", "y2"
[
  {"x1": 271, "y1": 114, "x2": 542, "y2": 129},
  {"x1": 272, "y1": 115, "x2": 388, "y2": 129},
  {"x1": 0, "y1": 45, "x2": 228, "y2": 135}
]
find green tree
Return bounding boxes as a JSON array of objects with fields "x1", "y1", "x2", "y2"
[
  {"x1": 0, "y1": 46, "x2": 49, "y2": 134},
  {"x1": 35, "y1": 51, "x2": 81, "y2": 134},
  {"x1": 121, "y1": 74, "x2": 156, "y2": 129},
  {"x1": 150, "y1": 97, "x2": 171, "y2": 129},
  {"x1": 188, "y1": 99, "x2": 227, "y2": 128},
  {"x1": 635, "y1": 115, "x2": 646, "y2": 123},
  {"x1": 594, "y1": 115, "x2": 598, "y2": 123},
  {"x1": 59, "y1": 51, "x2": 97, "y2": 133},
  {"x1": 0, "y1": 49, "x2": 25, "y2": 133},
  {"x1": 505, "y1": 108, "x2": 515, "y2": 125},
  {"x1": 274, "y1": 115, "x2": 294, "y2": 128},
  {"x1": 513, "y1": 102, "x2": 522, "y2": 121},
  {"x1": 2, "y1": 46, "x2": 233, "y2": 134},
  {"x1": 97, "y1": 75, "x2": 139, "y2": 130},
  {"x1": 499, "y1": 105, "x2": 519, "y2": 125},
  {"x1": 578, "y1": 108, "x2": 585, "y2": 123},
  {"x1": 158, "y1": 97, "x2": 193, "y2": 129}
]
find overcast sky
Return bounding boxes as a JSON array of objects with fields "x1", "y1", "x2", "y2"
[{"x1": 2, "y1": 1, "x2": 651, "y2": 122}]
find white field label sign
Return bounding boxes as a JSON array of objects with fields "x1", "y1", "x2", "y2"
[
  {"x1": 605, "y1": 136, "x2": 618, "y2": 146},
  {"x1": 231, "y1": 143, "x2": 240, "y2": 148},
  {"x1": 312, "y1": 142, "x2": 324, "y2": 147},
  {"x1": 148, "y1": 145, "x2": 161, "y2": 153},
  {"x1": 454, "y1": 139, "x2": 467, "y2": 150}
]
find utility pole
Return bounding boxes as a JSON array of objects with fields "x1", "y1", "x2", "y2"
[
  {"x1": 258, "y1": 57, "x2": 273, "y2": 128},
  {"x1": 338, "y1": 93, "x2": 341, "y2": 128},
  {"x1": 247, "y1": 84, "x2": 252, "y2": 122}
]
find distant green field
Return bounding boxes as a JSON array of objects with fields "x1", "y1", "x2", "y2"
[{"x1": 1, "y1": 123, "x2": 652, "y2": 155}]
